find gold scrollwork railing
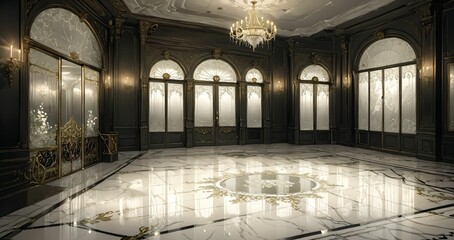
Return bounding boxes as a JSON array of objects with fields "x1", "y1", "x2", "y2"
[
  {"x1": 61, "y1": 118, "x2": 82, "y2": 175},
  {"x1": 27, "y1": 147, "x2": 58, "y2": 184},
  {"x1": 100, "y1": 133, "x2": 118, "y2": 154},
  {"x1": 84, "y1": 136, "x2": 99, "y2": 167}
]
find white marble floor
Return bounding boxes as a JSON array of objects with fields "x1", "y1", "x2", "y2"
[{"x1": 1, "y1": 144, "x2": 454, "y2": 240}]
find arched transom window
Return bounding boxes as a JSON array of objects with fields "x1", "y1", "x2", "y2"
[
  {"x1": 193, "y1": 59, "x2": 237, "y2": 82},
  {"x1": 149, "y1": 59, "x2": 184, "y2": 80},
  {"x1": 30, "y1": 8, "x2": 102, "y2": 68}
]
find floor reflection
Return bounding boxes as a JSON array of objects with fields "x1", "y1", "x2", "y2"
[{"x1": 1, "y1": 144, "x2": 454, "y2": 240}]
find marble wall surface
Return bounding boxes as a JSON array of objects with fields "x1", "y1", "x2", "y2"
[{"x1": 0, "y1": 144, "x2": 453, "y2": 239}]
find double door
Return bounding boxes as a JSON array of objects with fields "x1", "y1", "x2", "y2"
[
  {"x1": 28, "y1": 49, "x2": 99, "y2": 183},
  {"x1": 194, "y1": 84, "x2": 237, "y2": 145}
]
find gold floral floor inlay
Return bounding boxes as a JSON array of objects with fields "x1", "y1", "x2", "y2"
[{"x1": 197, "y1": 170, "x2": 334, "y2": 210}]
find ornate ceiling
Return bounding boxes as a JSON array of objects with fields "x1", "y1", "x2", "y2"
[{"x1": 122, "y1": 0, "x2": 396, "y2": 37}]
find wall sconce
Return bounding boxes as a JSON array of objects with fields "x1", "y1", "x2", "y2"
[
  {"x1": 3, "y1": 45, "x2": 23, "y2": 87},
  {"x1": 343, "y1": 76, "x2": 350, "y2": 90},
  {"x1": 122, "y1": 76, "x2": 133, "y2": 89},
  {"x1": 105, "y1": 76, "x2": 111, "y2": 89},
  {"x1": 419, "y1": 65, "x2": 431, "y2": 84},
  {"x1": 275, "y1": 80, "x2": 283, "y2": 92}
]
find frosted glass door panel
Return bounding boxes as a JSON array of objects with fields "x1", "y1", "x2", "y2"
[
  {"x1": 149, "y1": 82, "x2": 165, "y2": 132},
  {"x1": 300, "y1": 83, "x2": 314, "y2": 130},
  {"x1": 61, "y1": 60, "x2": 82, "y2": 174},
  {"x1": 195, "y1": 85, "x2": 213, "y2": 127},
  {"x1": 358, "y1": 72, "x2": 369, "y2": 130},
  {"x1": 369, "y1": 70, "x2": 383, "y2": 131},
  {"x1": 61, "y1": 61, "x2": 82, "y2": 125},
  {"x1": 167, "y1": 83, "x2": 184, "y2": 132},
  {"x1": 384, "y1": 67, "x2": 400, "y2": 133},
  {"x1": 84, "y1": 68, "x2": 99, "y2": 137},
  {"x1": 29, "y1": 49, "x2": 59, "y2": 148},
  {"x1": 401, "y1": 65, "x2": 417, "y2": 134},
  {"x1": 219, "y1": 86, "x2": 236, "y2": 127},
  {"x1": 317, "y1": 85, "x2": 329, "y2": 130},
  {"x1": 247, "y1": 86, "x2": 262, "y2": 128}
]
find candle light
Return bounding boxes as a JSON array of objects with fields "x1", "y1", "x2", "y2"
[
  {"x1": 17, "y1": 49, "x2": 21, "y2": 61},
  {"x1": 10, "y1": 45, "x2": 13, "y2": 58}
]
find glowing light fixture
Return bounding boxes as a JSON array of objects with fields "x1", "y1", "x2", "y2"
[
  {"x1": 4, "y1": 44, "x2": 23, "y2": 87},
  {"x1": 229, "y1": 1, "x2": 277, "y2": 51}
]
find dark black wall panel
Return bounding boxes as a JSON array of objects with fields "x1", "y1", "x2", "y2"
[
  {"x1": 300, "y1": 131, "x2": 314, "y2": 144},
  {"x1": 383, "y1": 133, "x2": 399, "y2": 150},
  {"x1": 358, "y1": 131, "x2": 368, "y2": 146},
  {"x1": 401, "y1": 135, "x2": 416, "y2": 153},
  {"x1": 0, "y1": 0, "x2": 21, "y2": 148},
  {"x1": 316, "y1": 131, "x2": 330, "y2": 144},
  {"x1": 149, "y1": 133, "x2": 165, "y2": 146},
  {"x1": 113, "y1": 27, "x2": 140, "y2": 150},
  {"x1": 369, "y1": 132, "x2": 382, "y2": 149},
  {"x1": 247, "y1": 129, "x2": 262, "y2": 144}
]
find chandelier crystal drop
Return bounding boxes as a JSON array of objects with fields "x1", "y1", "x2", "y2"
[{"x1": 229, "y1": 1, "x2": 277, "y2": 51}]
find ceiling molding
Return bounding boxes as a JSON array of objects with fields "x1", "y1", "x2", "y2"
[{"x1": 121, "y1": 0, "x2": 398, "y2": 37}]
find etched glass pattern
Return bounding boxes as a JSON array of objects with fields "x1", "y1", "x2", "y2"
[
  {"x1": 450, "y1": 64, "x2": 454, "y2": 131},
  {"x1": 84, "y1": 68, "x2": 99, "y2": 137},
  {"x1": 193, "y1": 59, "x2": 237, "y2": 82},
  {"x1": 401, "y1": 65, "x2": 416, "y2": 134},
  {"x1": 247, "y1": 85, "x2": 262, "y2": 128},
  {"x1": 358, "y1": 72, "x2": 369, "y2": 130},
  {"x1": 61, "y1": 60, "x2": 82, "y2": 174},
  {"x1": 30, "y1": 8, "x2": 101, "y2": 68},
  {"x1": 167, "y1": 83, "x2": 184, "y2": 132},
  {"x1": 300, "y1": 83, "x2": 314, "y2": 130},
  {"x1": 194, "y1": 85, "x2": 213, "y2": 127},
  {"x1": 149, "y1": 82, "x2": 165, "y2": 132},
  {"x1": 29, "y1": 49, "x2": 58, "y2": 148},
  {"x1": 219, "y1": 86, "x2": 236, "y2": 126},
  {"x1": 300, "y1": 65, "x2": 329, "y2": 82},
  {"x1": 384, "y1": 67, "x2": 400, "y2": 133},
  {"x1": 359, "y1": 38, "x2": 416, "y2": 71},
  {"x1": 369, "y1": 70, "x2": 383, "y2": 131},
  {"x1": 317, "y1": 85, "x2": 329, "y2": 130},
  {"x1": 246, "y1": 69, "x2": 264, "y2": 83},
  {"x1": 150, "y1": 60, "x2": 184, "y2": 80}
]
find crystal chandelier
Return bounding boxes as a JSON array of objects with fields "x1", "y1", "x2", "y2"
[{"x1": 229, "y1": 1, "x2": 277, "y2": 51}]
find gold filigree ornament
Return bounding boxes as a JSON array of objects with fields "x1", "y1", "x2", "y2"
[
  {"x1": 62, "y1": 117, "x2": 82, "y2": 145},
  {"x1": 69, "y1": 51, "x2": 80, "y2": 61},
  {"x1": 121, "y1": 225, "x2": 159, "y2": 240},
  {"x1": 195, "y1": 170, "x2": 335, "y2": 210},
  {"x1": 416, "y1": 186, "x2": 454, "y2": 203},
  {"x1": 80, "y1": 211, "x2": 114, "y2": 225}
]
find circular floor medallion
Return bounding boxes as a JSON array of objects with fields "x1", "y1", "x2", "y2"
[
  {"x1": 216, "y1": 173, "x2": 319, "y2": 197},
  {"x1": 197, "y1": 170, "x2": 332, "y2": 210}
]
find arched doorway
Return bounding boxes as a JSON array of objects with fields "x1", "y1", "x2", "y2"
[
  {"x1": 28, "y1": 8, "x2": 102, "y2": 182},
  {"x1": 298, "y1": 64, "x2": 331, "y2": 144},
  {"x1": 148, "y1": 59, "x2": 185, "y2": 148},
  {"x1": 245, "y1": 68, "x2": 264, "y2": 143},
  {"x1": 193, "y1": 59, "x2": 238, "y2": 146},
  {"x1": 356, "y1": 37, "x2": 417, "y2": 151}
]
